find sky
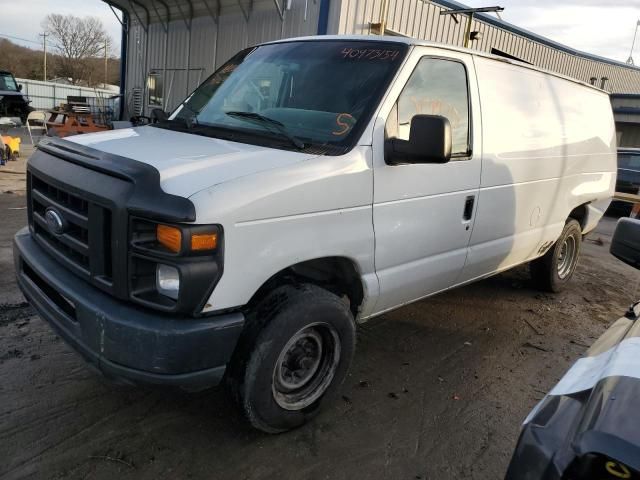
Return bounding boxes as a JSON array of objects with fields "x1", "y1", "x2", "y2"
[
  {"x1": 0, "y1": 0, "x2": 123, "y2": 55},
  {"x1": 462, "y1": 0, "x2": 639, "y2": 63},
  {"x1": 0, "y1": 0, "x2": 638, "y2": 64}
]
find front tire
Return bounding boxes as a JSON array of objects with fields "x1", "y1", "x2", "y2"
[
  {"x1": 226, "y1": 284, "x2": 356, "y2": 433},
  {"x1": 530, "y1": 219, "x2": 582, "y2": 292}
]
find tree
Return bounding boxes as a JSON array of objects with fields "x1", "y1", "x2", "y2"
[
  {"x1": 42, "y1": 14, "x2": 112, "y2": 85},
  {"x1": 0, "y1": 38, "x2": 120, "y2": 86},
  {"x1": 0, "y1": 39, "x2": 43, "y2": 80}
]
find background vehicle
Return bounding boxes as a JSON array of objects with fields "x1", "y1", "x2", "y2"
[
  {"x1": 607, "y1": 148, "x2": 640, "y2": 217},
  {"x1": 13, "y1": 36, "x2": 616, "y2": 433},
  {"x1": 506, "y1": 217, "x2": 640, "y2": 480},
  {"x1": 0, "y1": 70, "x2": 33, "y2": 124}
]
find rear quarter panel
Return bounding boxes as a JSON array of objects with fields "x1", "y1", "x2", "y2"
[{"x1": 460, "y1": 57, "x2": 616, "y2": 282}]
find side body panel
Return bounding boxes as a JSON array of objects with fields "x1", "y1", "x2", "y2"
[
  {"x1": 370, "y1": 47, "x2": 483, "y2": 315},
  {"x1": 194, "y1": 47, "x2": 615, "y2": 319},
  {"x1": 192, "y1": 146, "x2": 378, "y2": 316},
  {"x1": 458, "y1": 56, "x2": 617, "y2": 284}
]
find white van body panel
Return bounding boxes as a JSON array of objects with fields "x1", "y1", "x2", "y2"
[
  {"x1": 370, "y1": 46, "x2": 482, "y2": 314},
  {"x1": 66, "y1": 38, "x2": 616, "y2": 321},
  {"x1": 68, "y1": 126, "x2": 320, "y2": 198},
  {"x1": 189, "y1": 145, "x2": 378, "y2": 314},
  {"x1": 458, "y1": 56, "x2": 617, "y2": 283}
]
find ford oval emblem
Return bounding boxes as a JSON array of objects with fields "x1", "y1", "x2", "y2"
[{"x1": 44, "y1": 208, "x2": 66, "y2": 235}]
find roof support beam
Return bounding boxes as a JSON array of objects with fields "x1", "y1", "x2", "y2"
[
  {"x1": 202, "y1": 0, "x2": 221, "y2": 24},
  {"x1": 150, "y1": 0, "x2": 171, "y2": 31},
  {"x1": 273, "y1": 0, "x2": 284, "y2": 20},
  {"x1": 237, "y1": 0, "x2": 249, "y2": 22},
  {"x1": 174, "y1": 0, "x2": 194, "y2": 29},
  {"x1": 107, "y1": 2, "x2": 128, "y2": 31},
  {"x1": 129, "y1": 0, "x2": 150, "y2": 32}
]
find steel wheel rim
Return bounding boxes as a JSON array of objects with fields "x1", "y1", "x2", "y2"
[
  {"x1": 272, "y1": 323, "x2": 341, "y2": 411},
  {"x1": 557, "y1": 235, "x2": 577, "y2": 279}
]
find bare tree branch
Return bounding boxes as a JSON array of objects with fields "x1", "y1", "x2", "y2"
[{"x1": 42, "y1": 14, "x2": 112, "y2": 85}]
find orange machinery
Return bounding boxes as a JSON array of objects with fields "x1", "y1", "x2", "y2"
[{"x1": 1, "y1": 135, "x2": 20, "y2": 161}]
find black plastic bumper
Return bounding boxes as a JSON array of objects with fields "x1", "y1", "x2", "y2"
[{"x1": 13, "y1": 227, "x2": 244, "y2": 391}]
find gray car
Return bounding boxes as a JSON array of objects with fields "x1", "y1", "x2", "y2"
[{"x1": 608, "y1": 148, "x2": 640, "y2": 216}]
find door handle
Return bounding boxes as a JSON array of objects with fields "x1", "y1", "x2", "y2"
[{"x1": 463, "y1": 195, "x2": 475, "y2": 222}]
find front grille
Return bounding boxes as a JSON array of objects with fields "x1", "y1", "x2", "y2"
[{"x1": 28, "y1": 173, "x2": 114, "y2": 292}]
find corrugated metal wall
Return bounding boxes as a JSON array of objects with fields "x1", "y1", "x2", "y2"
[
  {"x1": 122, "y1": 0, "x2": 640, "y2": 118},
  {"x1": 332, "y1": 0, "x2": 640, "y2": 94},
  {"x1": 124, "y1": 0, "x2": 321, "y2": 116}
]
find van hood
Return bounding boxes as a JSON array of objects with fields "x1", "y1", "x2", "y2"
[{"x1": 66, "y1": 126, "x2": 318, "y2": 198}]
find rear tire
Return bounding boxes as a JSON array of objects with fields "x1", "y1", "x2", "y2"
[
  {"x1": 530, "y1": 219, "x2": 582, "y2": 292},
  {"x1": 226, "y1": 284, "x2": 356, "y2": 433}
]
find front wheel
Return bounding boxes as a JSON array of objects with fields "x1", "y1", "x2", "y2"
[
  {"x1": 530, "y1": 219, "x2": 582, "y2": 292},
  {"x1": 226, "y1": 284, "x2": 356, "y2": 433}
]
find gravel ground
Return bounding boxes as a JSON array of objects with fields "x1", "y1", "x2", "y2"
[{"x1": 0, "y1": 187, "x2": 637, "y2": 480}]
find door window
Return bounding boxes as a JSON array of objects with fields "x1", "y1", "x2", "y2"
[{"x1": 386, "y1": 57, "x2": 471, "y2": 159}]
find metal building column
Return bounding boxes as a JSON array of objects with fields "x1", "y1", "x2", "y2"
[
  {"x1": 129, "y1": 0, "x2": 150, "y2": 115},
  {"x1": 174, "y1": 0, "x2": 194, "y2": 97},
  {"x1": 202, "y1": 0, "x2": 220, "y2": 68},
  {"x1": 317, "y1": 0, "x2": 331, "y2": 34},
  {"x1": 150, "y1": 0, "x2": 171, "y2": 111},
  {"x1": 119, "y1": 11, "x2": 129, "y2": 119}
]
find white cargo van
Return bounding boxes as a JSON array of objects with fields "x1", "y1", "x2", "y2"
[{"x1": 14, "y1": 36, "x2": 616, "y2": 432}]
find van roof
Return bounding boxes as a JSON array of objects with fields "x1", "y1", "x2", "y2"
[{"x1": 264, "y1": 35, "x2": 609, "y2": 95}]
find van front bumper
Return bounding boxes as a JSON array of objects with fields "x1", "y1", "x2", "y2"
[{"x1": 13, "y1": 227, "x2": 244, "y2": 391}]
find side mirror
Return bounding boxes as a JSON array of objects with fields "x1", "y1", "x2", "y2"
[
  {"x1": 18, "y1": 84, "x2": 22, "y2": 92},
  {"x1": 387, "y1": 114, "x2": 452, "y2": 164},
  {"x1": 611, "y1": 218, "x2": 640, "y2": 269}
]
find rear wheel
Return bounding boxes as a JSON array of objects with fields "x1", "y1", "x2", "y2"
[
  {"x1": 226, "y1": 284, "x2": 356, "y2": 433},
  {"x1": 530, "y1": 219, "x2": 582, "y2": 292}
]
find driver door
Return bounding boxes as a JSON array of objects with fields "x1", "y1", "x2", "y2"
[{"x1": 371, "y1": 49, "x2": 482, "y2": 314}]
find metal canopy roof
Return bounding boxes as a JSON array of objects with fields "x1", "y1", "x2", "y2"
[
  {"x1": 105, "y1": 0, "x2": 640, "y2": 75},
  {"x1": 103, "y1": 0, "x2": 287, "y2": 31},
  {"x1": 433, "y1": 0, "x2": 640, "y2": 73}
]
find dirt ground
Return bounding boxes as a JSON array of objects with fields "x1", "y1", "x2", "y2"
[
  {"x1": 0, "y1": 128, "x2": 35, "y2": 196},
  {"x1": 0, "y1": 173, "x2": 638, "y2": 479}
]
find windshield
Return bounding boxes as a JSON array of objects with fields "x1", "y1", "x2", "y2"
[
  {"x1": 162, "y1": 40, "x2": 408, "y2": 154},
  {"x1": 0, "y1": 73, "x2": 18, "y2": 92}
]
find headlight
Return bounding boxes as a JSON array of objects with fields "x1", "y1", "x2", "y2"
[
  {"x1": 156, "y1": 223, "x2": 218, "y2": 254},
  {"x1": 130, "y1": 217, "x2": 223, "y2": 314},
  {"x1": 156, "y1": 264, "x2": 180, "y2": 299}
]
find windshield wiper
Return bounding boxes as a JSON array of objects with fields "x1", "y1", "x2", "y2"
[{"x1": 225, "y1": 111, "x2": 305, "y2": 150}]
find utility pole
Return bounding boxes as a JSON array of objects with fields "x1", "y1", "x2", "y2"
[
  {"x1": 627, "y1": 19, "x2": 640, "y2": 65},
  {"x1": 104, "y1": 39, "x2": 109, "y2": 86},
  {"x1": 440, "y1": 6, "x2": 504, "y2": 48},
  {"x1": 39, "y1": 32, "x2": 48, "y2": 81}
]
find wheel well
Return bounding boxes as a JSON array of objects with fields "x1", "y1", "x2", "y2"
[
  {"x1": 568, "y1": 204, "x2": 588, "y2": 230},
  {"x1": 248, "y1": 257, "x2": 364, "y2": 317}
]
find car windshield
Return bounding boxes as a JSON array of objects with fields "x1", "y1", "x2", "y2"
[
  {"x1": 161, "y1": 40, "x2": 408, "y2": 154},
  {"x1": 619, "y1": 153, "x2": 640, "y2": 170},
  {"x1": 0, "y1": 73, "x2": 19, "y2": 92}
]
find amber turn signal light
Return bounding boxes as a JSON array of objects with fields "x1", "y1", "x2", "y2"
[
  {"x1": 191, "y1": 233, "x2": 218, "y2": 251},
  {"x1": 157, "y1": 224, "x2": 182, "y2": 253}
]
